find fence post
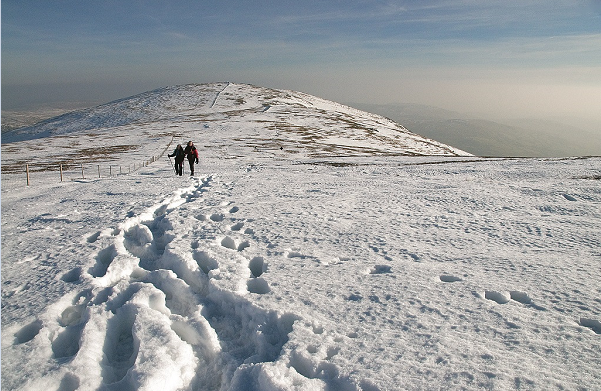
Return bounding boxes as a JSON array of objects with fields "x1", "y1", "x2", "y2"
[
  {"x1": 60, "y1": 164, "x2": 63, "y2": 182},
  {"x1": 81, "y1": 164, "x2": 85, "y2": 179},
  {"x1": 98, "y1": 165, "x2": 101, "y2": 178},
  {"x1": 26, "y1": 164, "x2": 30, "y2": 186},
  {"x1": 110, "y1": 166, "x2": 112, "y2": 177}
]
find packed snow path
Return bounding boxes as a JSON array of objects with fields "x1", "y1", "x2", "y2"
[
  {"x1": 2, "y1": 155, "x2": 601, "y2": 390},
  {"x1": 3, "y1": 172, "x2": 363, "y2": 390}
]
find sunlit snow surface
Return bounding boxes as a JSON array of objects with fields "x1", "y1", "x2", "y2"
[{"x1": 2, "y1": 83, "x2": 600, "y2": 390}]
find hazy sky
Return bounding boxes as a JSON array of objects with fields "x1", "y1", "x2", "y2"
[{"x1": 2, "y1": 0, "x2": 601, "y2": 121}]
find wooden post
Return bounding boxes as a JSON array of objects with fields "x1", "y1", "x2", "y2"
[
  {"x1": 26, "y1": 164, "x2": 30, "y2": 186},
  {"x1": 60, "y1": 164, "x2": 63, "y2": 182},
  {"x1": 120, "y1": 166, "x2": 122, "y2": 175},
  {"x1": 110, "y1": 166, "x2": 112, "y2": 177},
  {"x1": 81, "y1": 164, "x2": 85, "y2": 179},
  {"x1": 98, "y1": 165, "x2": 101, "y2": 178}
]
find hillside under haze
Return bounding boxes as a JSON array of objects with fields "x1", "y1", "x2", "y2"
[
  {"x1": 2, "y1": 83, "x2": 600, "y2": 391},
  {"x1": 351, "y1": 103, "x2": 601, "y2": 158},
  {"x1": 1, "y1": 83, "x2": 469, "y2": 158}
]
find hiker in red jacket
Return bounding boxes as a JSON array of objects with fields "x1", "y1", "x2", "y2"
[{"x1": 184, "y1": 141, "x2": 199, "y2": 176}]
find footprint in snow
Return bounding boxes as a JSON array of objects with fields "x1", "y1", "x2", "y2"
[
  {"x1": 248, "y1": 256, "x2": 266, "y2": 278},
  {"x1": 580, "y1": 318, "x2": 601, "y2": 334},
  {"x1": 369, "y1": 265, "x2": 392, "y2": 274},
  {"x1": 230, "y1": 222, "x2": 244, "y2": 231},
  {"x1": 221, "y1": 236, "x2": 236, "y2": 250},
  {"x1": 247, "y1": 278, "x2": 271, "y2": 294},
  {"x1": 220, "y1": 236, "x2": 250, "y2": 252},
  {"x1": 440, "y1": 275, "x2": 462, "y2": 283},
  {"x1": 311, "y1": 323, "x2": 324, "y2": 335},
  {"x1": 14, "y1": 320, "x2": 43, "y2": 345},
  {"x1": 193, "y1": 250, "x2": 219, "y2": 275},
  {"x1": 481, "y1": 290, "x2": 545, "y2": 310},
  {"x1": 61, "y1": 267, "x2": 83, "y2": 283},
  {"x1": 89, "y1": 245, "x2": 118, "y2": 278},
  {"x1": 52, "y1": 324, "x2": 84, "y2": 361},
  {"x1": 53, "y1": 290, "x2": 92, "y2": 361},
  {"x1": 288, "y1": 348, "x2": 355, "y2": 388},
  {"x1": 347, "y1": 293, "x2": 363, "y2": 302},
  {"x1": 484, "y1": 291, "x2": 511, "y2": 304},
  {"x1": 58, "y1": 373, "x2": 80, "y2": 391},
  {"x1": 247, "y1": 257, "x2": 270, "y2": 294},
  {"x1": 287, "y1": 249, "x2": 312, "y2": 259},
  {"x1": 210, "y1": 213, "x2": 224, "y2": 222},
  {"x1": 306, "y1": 344, "x2": 341, "y2": 360},
  {"x1": 87, "y1": 231, "x2": 101, "y2": 243},
  {"x1": 100, "y1": 305, "x2": 138, "y2": 384},
  {"x1": 58, "y1": 292, "x2": 90, "y2": 328},
  {"x1": 509, "y1": 291, "x2": 532, "y2": 304}
]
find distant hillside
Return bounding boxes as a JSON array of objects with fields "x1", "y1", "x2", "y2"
[
  {"x1": 1, "y1": 104, "x2": 95, "y2": 133},
  {"x1": 351, "y1": 103, "x2": 601, "y2": 157},
  {"x1": 2, "y1": 83, "x2": 470, "y2": 157}
]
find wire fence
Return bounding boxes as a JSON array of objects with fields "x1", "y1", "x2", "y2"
[{"x1": 21, "y1": 136, "x2": 175, "y2": 186}]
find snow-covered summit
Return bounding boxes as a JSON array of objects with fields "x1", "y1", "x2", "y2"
[{"x1": 2, "y1": 82, "x2": 470, "y2": 157}]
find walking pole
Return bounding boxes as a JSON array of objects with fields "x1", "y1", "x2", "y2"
[{"x1": 167, "y1": 155, "x2": 176, "y2": 174}]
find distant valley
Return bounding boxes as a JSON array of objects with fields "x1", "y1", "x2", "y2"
[{"x1": 350, "y1": 103, "x2": 601, "y2": 157}]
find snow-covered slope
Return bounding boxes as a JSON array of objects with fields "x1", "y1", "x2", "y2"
[
  {"x1": 1, "y1": 82, "x2": 470, "y2": 157},
  {"x1": 2, "y1": 83, "x2": 600, "y2": 391}
]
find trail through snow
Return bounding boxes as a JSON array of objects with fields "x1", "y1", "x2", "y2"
[
  {"x1": 9, "y1": 175, "x2": 298, "y2": 390},
  {"x1": 2, "y1": 165, "x2": 365, "y2": 390}
]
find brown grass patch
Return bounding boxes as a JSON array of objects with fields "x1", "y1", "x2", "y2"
[{"x1": 1, "y1": 144, "x2": 138, "y2": 173}]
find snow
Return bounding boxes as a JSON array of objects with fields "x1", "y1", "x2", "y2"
[{"x1": 2, "y1": 83, "x2": 601, "y2": 390}]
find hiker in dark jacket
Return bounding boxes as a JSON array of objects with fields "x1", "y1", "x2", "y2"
[
  {"x1": 184, "y1": 141, "x2": 199, "y2": 176},
  {"x1": 168, "y1": 144, "x2": 185, "y2": 176}
]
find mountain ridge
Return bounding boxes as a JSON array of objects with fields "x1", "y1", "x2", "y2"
[{"x1": 2, "y1": 83, "x2": 471, "y2": 157}]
